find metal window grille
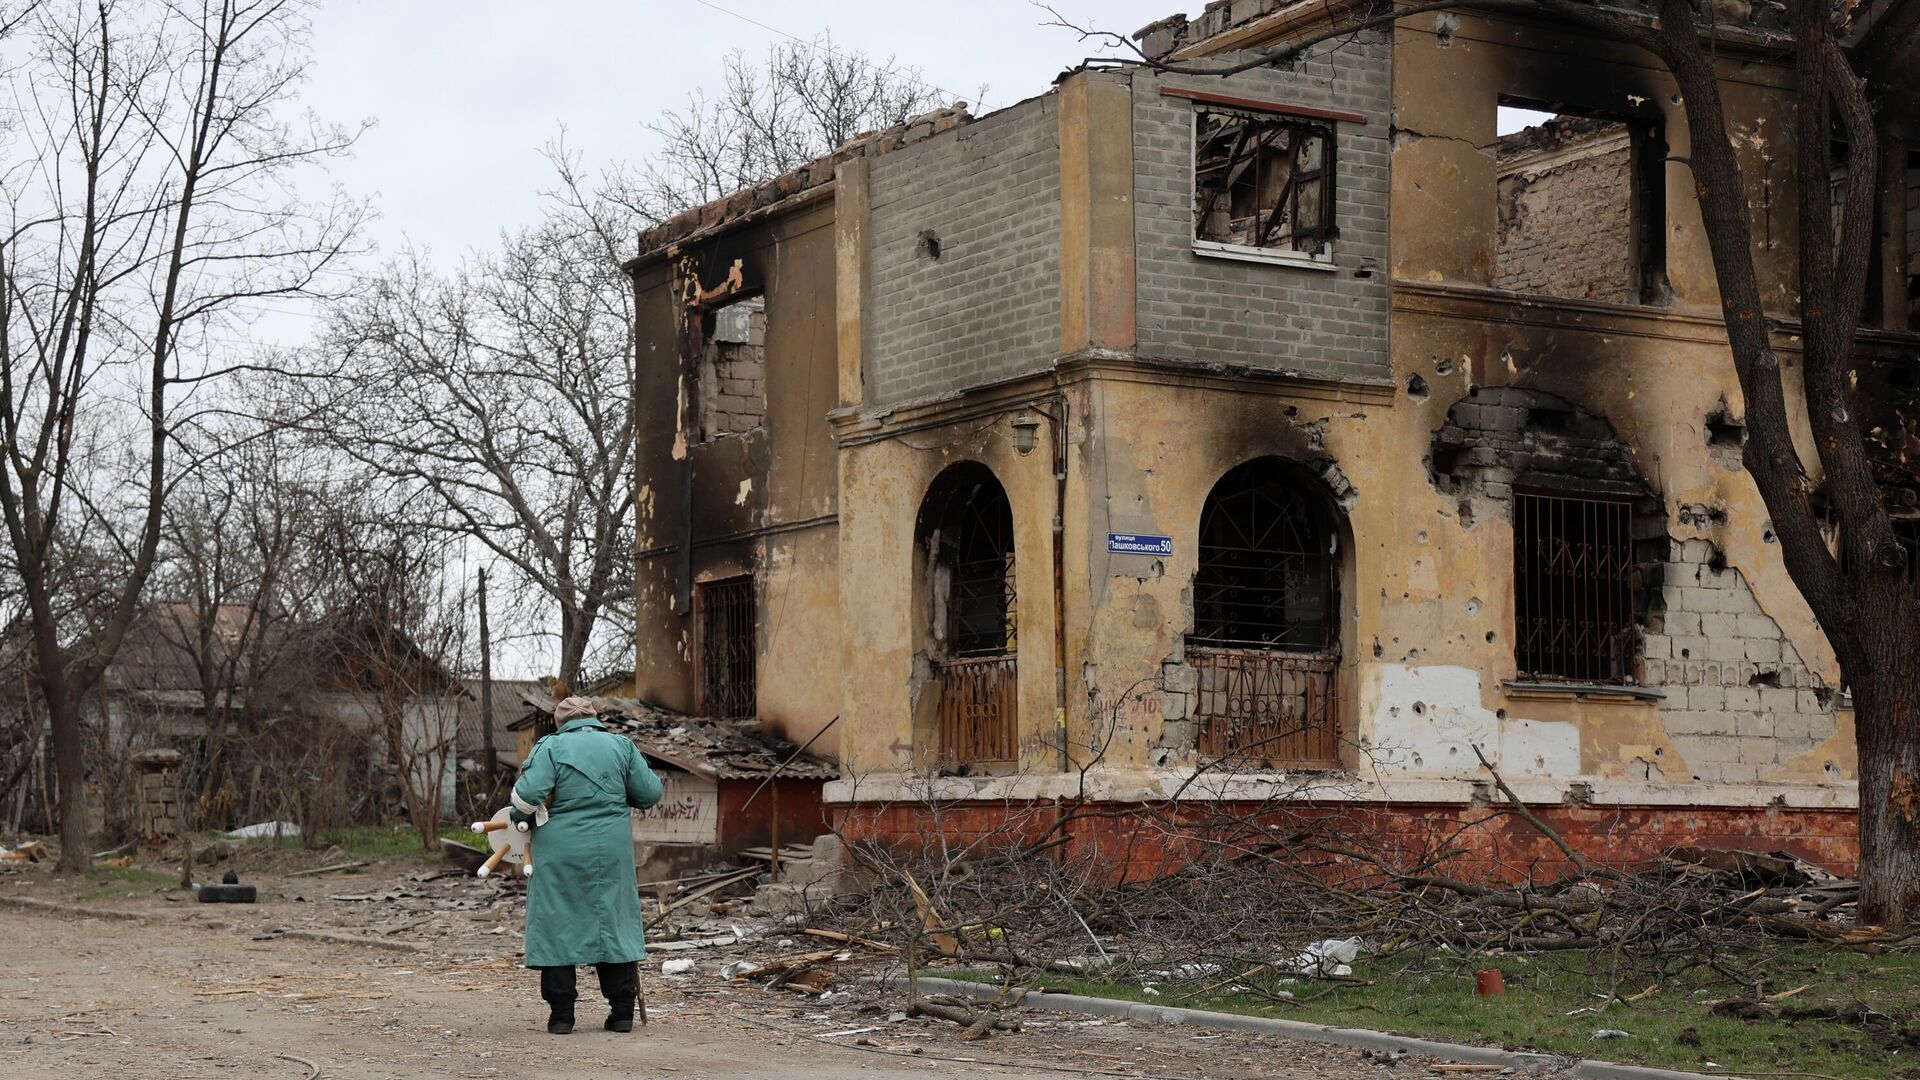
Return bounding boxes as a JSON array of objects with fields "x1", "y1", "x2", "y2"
[
  {"x1": 944, "y1": 492, "x2": 1017, "y2": 658},
  {"x1": 926, "y1": 469, "x2": 1017, "y2": 767},
  {"x1": 1192, "y1": 468, "x2": 1336, "y2": 650},
  {"x1": 1194, "y1": 109, "x2": 1336, "y2": 254},
  {"x1": 1189, "y1": 647, "x2": 1340, "y2": 767},
  {"x1": 1513, "y1": 490, "x2": 1636, "y2": 683},
  {"x1": 935, "y1": 655, "x2": 1018, "y2": 768},
  {"x1": 1189, "y1": 461, "x2": 1341, "y2": 767},
  {"x1": 697, "y1": 577, "x2": 756, "y2": 718}
]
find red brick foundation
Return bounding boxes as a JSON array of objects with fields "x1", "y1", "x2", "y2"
[{"x1": 833, "y1": 799, "x2": 1860, "y2": 882}]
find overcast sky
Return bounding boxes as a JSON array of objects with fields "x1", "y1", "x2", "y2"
[{"x1": 298, "y1": 0, "x2": 1176, "y2": 270}]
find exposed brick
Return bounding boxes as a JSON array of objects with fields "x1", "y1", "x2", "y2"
[{"x1": 1495, "y1": 118, "x2": 1637, "y2": 302}]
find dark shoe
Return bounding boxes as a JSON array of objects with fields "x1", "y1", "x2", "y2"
[
  {"x1": 548, "y1": 1019, "x2": 574, "y2": 1035},
  {"x1": 604, "y1": 998, "x2": 635, "y2": 1033}
]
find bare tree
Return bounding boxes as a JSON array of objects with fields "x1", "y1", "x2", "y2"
[
  {"x1": 302, "y1": 484, "x2": 469, "y2": 852},
  {"x1": 0, "y1": 0, "x2": 362, "y2": 870},
  {"x1": 308, "y1": 158, "x2": 634, "y2": 686},
  {"x1": 1046, "y1": 1, "x2": 1919, "y2": 924},
  {"x1": 146, "y1": 430, "x2": 329, "y2": 820},
  {"x1": 625, "y1": 34, "x2": 947, "y2": 224}
]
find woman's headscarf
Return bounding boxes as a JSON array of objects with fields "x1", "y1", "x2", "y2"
[{"x1": 553, "y1": 696, "x2": 599, "y2": 723}]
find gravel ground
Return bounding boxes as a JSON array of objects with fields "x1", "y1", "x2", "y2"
[{"x1": 0, "y1": 851, "x2": 1536, "y2": 1078}]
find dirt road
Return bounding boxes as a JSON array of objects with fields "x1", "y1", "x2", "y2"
[{"x1": 0, "y1": 899, "x2": 1411, "y2": 1079}]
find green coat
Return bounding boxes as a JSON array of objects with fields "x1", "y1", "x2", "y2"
[{"x1": 510, "y1": 717, "x2": 664, "y2": 968}]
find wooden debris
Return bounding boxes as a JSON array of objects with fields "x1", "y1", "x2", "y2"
[
  {"x1": 657, "y1": 868, "x2": 760, "y2": 917},
  {"x1": 289, "y1": 861, "x2": 372, "y2": 877},
  {"x1": 803, "y1": 928, "x2": 900, "y2": 954}
]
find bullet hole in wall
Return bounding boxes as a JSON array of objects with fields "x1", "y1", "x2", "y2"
[{"x1": 916, "y1": 230, "x2": 942, "y2": 261}]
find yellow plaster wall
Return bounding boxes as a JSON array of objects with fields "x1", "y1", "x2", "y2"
[{"x1": 835, "y1": 414, "x2": 1064, "y2": 776}]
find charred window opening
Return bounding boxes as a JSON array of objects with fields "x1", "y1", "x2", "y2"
[
  {"x1": 695, "y1": 576, "x2": 756, "y2": 718},
  {"x1": 697, "y1": 296, "x2": 766, "y2": 441},
  {"x1": 1494, "y1": 102, "x2": 1668, "y2": 305},
  {"x1": 1907, "y1": 149, "x2": 1919, "y2": 327},
  {"x1": 1514, "y1": 490, "x2": 1637, "y2": 683},
  {"x1": 1188, "y1": 458, "x2": 1342, "y2": 768},
  {"x1": 917, "y1": 463, "x2": 1018, "y2": 769},
  {"x1": 1193, "y1": 107, "x2": 1337, "y2": 260}
]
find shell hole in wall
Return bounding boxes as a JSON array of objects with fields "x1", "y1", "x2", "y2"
[
  {"x1": 916, "y1": 230, "x2": 942, "y2": 261},
  {"x1": 1494, "y1": 99, "x2": 1668, "y2": 307}
]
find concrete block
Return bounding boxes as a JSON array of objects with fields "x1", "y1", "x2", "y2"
[
  {"x1": 1158, "y1": 690, "x2": 1190, "y2": 721},
  {"x1": 1663, "y1": 611, "x2": 1702, "y2": 637},
  {"x1": 1670, "y1": 636, "x2": 1710, "y2": 662},
  {"x1": 1706, "y1": 637, "x2": 1748, "y2": 663},
  {"x1": 1760, "y1": 687, "x2": 1800, "y2": 714},
  {"x1": 1699, "y1": 613, "x2": 1739, "y2": 638},
  {"x1": 1737, "y1": 737, "x2": 1780, "y2": 765}
]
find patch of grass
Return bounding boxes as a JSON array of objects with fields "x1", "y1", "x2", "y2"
[
  {"x1": 199, "y1": 825, "x2": 472, "y2": 861},
  {"x1": 76, "y1": 865, "x2": 179, "y2": 900},
  {"x1": 959, "y1": 947, "x2": 1920, "y2": 1079}
]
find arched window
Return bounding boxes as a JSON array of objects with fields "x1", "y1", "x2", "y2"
[
  {"x1": 917, "y1": 463, "x2": 1017, "y2": 768},
  {"x1": 1188, "y1": 458, "x2": 1343, "y2": 767}
]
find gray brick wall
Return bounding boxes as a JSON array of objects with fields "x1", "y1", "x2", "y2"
[
  {"x1": 867, "y1": 96, "x2": 1062, "y2": 406},
  {"x1": 1642, "y1": 539, "x2": 1839, "y2": 784},
  {"x1": 1131, "y1": 42, "x2": 1391, "y2": 381}
]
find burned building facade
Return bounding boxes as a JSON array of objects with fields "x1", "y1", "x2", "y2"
[{"x1": 626, "y1": 1, "x2": 1920, "y2": 872}]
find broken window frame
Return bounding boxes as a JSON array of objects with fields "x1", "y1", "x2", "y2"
[
  {"x1": 695, "y1": 294, "x2": 768, "y2": 444},
  {"x1": 1512, "y1": 488, "x2": 1639, "y2": 685},
  {"x1": 1189, "y1": 103, "x2": 1339, "y2": 266},
  {"x1": 694, "y1": 575, "x2": 757, "y2": 719}
]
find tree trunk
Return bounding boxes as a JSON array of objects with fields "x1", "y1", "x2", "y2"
[
  {"x1": 1848, "y1": 577, "x2": 1920, "y2": 925},
  {"x1": 46, "y1": 685, "x2": 89, "y2": 873}
]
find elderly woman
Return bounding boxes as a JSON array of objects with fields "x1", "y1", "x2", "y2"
[{"x1": 510, "y1": 697, "x2": 664, "y2": 1034}]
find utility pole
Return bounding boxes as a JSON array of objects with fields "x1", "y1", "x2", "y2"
[{"x1": 478, "y1": 569, "x2": 497, "y2": 780}]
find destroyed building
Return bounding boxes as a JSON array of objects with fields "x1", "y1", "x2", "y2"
[
  {"x1": 508, "y1": 696, "x2": 834, "y2": 879},
  {"x1": 624, "y1": 0, "x2": 1920, "y2": 873}
]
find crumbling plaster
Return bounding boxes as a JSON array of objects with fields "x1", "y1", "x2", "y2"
[
  {"x1": 832, "y1": 398, "x2": 1067, "y2": 776},
  {"x1": 630, "y1": 200, "x2": 842, "y2": 753},
  {"x1": 629, "y1": 17, "x2": 1865, "y2": 808}
]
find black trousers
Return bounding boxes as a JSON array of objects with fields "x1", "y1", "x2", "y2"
[{"x1": 539, "y1": 962, "x2": 638, "y2": 1015}]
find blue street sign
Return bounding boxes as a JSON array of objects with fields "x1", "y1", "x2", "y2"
[{"x1": 1108, "y1": 532, "x2": 1173, "y2": 556}]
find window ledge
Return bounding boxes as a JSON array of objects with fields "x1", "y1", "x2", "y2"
[
  {"x1": 1503, "y1": 680, "x2": 1664, "y2": 703},
  {"x1": 1191, "y1": 241, "x2": 1338, "y2": 271}
]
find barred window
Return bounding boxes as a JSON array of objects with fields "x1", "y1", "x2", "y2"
[
  {"x1": 1513, "y1": 491, "x2": 1635, "y2": 683},
  {"x1": 696, "y1": 576, "x2": 756, "y2": 718}
]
